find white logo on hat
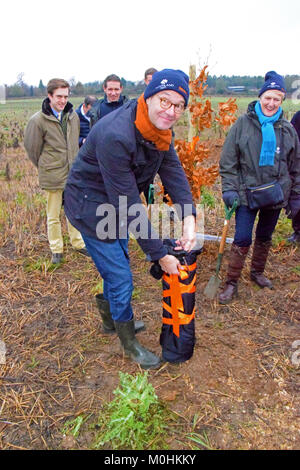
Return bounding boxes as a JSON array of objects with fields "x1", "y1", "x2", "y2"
[
  {"x1": 267, "y1": 81, "x2": 280, "y2": 89},
  {"x1": 161, "y1": 79, "x2": 168, "y2": 85}
]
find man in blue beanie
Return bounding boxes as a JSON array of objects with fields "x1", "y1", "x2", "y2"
[
  {"x1": 142, "y1": 69, "x2": 189, "y2": 204},
  {"x1": 143, "y1": 69, "x2": 189, "y2": 107},
  {"x1": 63, "y1": 68, "x2": 196, "y2": 369}
]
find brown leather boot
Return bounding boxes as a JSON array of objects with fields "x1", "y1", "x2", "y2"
[
  {"x1": 219, "y1": 244, "x2": 250, "y2": 304},
  {"x1": 250, "y1": 239, "x2": 273, "y2": 289}
]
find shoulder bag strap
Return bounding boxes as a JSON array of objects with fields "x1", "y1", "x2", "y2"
[
  {"x1": 240, "y1": 125, "x2": 283, "y2": 185},
  {"x1": 276, "y1": 126, "x2": 283, "y2": 178}
]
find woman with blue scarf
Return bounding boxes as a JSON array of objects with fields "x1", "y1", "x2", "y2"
[{"x1": 218, "y1": 71, "x2": 300, "y2": 304}]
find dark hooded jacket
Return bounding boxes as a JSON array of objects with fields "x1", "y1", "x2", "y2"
[
  {"x1": 76, "y1": 104, "x2": 91, "y2": 147},
  {"x1": 291, "y1": 111, "x2": 300, "y2": 141},
  {"x1": 88, "y1": 94, "x2": 128, "y2": 127},
  {"x1": 64, "y1": 99, "x2": 196, "y2": 261},
  {"x1": 220, "y1": 101, "x2": 300, "y2": 209}
]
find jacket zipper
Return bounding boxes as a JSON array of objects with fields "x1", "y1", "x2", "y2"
[{"x1": 250, "y1": 184, "x2": 275, "y2": 192}]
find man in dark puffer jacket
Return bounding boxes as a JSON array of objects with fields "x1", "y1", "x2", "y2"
[
  {"x1": 64, "y1": 69, "x2": 197, "y2": 369},
  {"x1": 88, "y1": 74, "x2": 128, "y2": 127}
]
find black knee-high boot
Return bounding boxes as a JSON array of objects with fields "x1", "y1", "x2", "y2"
[
  {"x1": 95, "y1": 294, "x2": 145, "y2": 334},
  {"x1": 114, "y1": 320, "x2": 161, "y2": 369}
]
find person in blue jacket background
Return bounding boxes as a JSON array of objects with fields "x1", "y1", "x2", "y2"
[
  {"x1": 64, "y1": 69, "x2": 197, "y2": 369},
  {"x1": 289, "y1": 110, "x2": 300, "y2": 242},
  {"x1": 75, "y1": 95, "x2": 97, "y2": 147}
]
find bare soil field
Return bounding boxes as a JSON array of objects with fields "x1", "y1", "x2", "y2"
[{"x1": 0, "y1": 146, "x2": 299, "y2": 450}]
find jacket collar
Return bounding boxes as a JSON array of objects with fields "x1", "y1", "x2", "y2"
[
  {"x1": 42, "y1": 97, "x2": 73, "y2": 117},
  {"x1": 103, "y1": 94, "x2": 125, "y2": 106}
]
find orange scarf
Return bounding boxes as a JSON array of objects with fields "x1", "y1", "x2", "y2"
[{"x1": 134, "y1": 94, "x2": 172, "y2": 151}]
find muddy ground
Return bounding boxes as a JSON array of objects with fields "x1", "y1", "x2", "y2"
[{"x1": 0, "y1": 148, "x2": 299, "y2": 450}]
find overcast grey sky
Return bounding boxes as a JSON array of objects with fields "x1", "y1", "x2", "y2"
[{"x1": 1, "y1": 0, "x2": 299, "y2": 86}]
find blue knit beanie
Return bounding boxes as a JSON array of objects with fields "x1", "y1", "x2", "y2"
[
  {"x1": 258, "y1": 71, "x2": 286, "y2": 97},
  {"x1": 144, "y1": 69, "x2": 190, "y2": 106}
]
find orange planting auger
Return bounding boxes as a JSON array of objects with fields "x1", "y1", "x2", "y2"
[{"x1": 150, "y1": 240, "x2": 202, "y2": 363}]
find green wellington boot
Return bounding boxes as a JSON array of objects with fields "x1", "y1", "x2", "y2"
[
  {"x1": 114, "y1": 319, "x2": 161, "y2": 369},
  {"x1": 95, "y1": 294, "x2": 145, "y2": 334}
]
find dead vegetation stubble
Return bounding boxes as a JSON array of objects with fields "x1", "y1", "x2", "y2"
[{"x1": 0, "y1": 148, "x2": 299, "y2": 450}]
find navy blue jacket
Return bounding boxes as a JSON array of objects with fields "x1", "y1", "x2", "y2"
[
  {"x1": 76, "y1": 104, "x2": 91, "y2": 147},
  {"x1": 291, "y1": 111, "x2": 300, "y2": 141},
  {"x1": 64, "y1": 99, "x2": 196, "y2": 261},
  {"x1": 88, "y1": 94, "x2": 128, "y2": 127}
]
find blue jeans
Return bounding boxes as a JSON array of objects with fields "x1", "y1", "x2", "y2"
[
  {"x1": 82, "y1": 235, "x2": 133, "y2": 322},
  {"x1": 234, "y1": 205, "x2": 281, "y2": 247}
]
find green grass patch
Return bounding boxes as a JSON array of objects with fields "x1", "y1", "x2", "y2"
[
  {"x1": 61, "y1": 415, "x2": 91, "y2": 438},
  {"x1": 272, "y1": 213, "x2": 292, "y2": 246},
  {"x1": 213, "y1": 321, "x2": 224, "y2": 329},
  {"x1": 0, "y1": 202, "x2": 9, "y2": 224},
  {"x1": 186, "y1": 431, "x2": 214, "y2": 450},
  {"x1": 92, "y1": 371, "x2": 169, "y2": 450},
  {"x1": 23, "y1": 256, "x2": 62, "y2": 273},
  {"x1": 62, "y1": 234, "x2": 70, "y2": 245},
  {"x1": 32, "y1": 193, "x2": 47, "y2": 207},
  {"x1": 14, "y1": 169, "x2": 25, "y2": 181},
  {"x1": 15, "y1": 192, "x2": 26, "y2": 206},
  {"x1": 132, "y1": 287, "x2": 142, "y2": 300},
  {"x1": 201, "y1": 186, "x2": 216, "y2": 209},
  {"x1": 291, "y1": 266, "x2": 300, "y2": 276},
  {"x1": 27, "y1": 356, "x2": 40, "y2": 370},
  {"x1": 90, "y1": 280, "x2": 103, "y2": 295}
]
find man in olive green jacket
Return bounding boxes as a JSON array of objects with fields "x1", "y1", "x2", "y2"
[{"x1": 24, "y1": 78, "x2": 87, "y2": 264}]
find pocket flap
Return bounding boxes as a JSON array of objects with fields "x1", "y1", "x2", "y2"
[{"x1": 41, "y1": 160, "x2": 66, "y2": 170}]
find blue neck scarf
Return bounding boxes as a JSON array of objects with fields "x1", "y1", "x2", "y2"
[{"x1": 255, "y1": 101, "x2": 281, "y2": 166}]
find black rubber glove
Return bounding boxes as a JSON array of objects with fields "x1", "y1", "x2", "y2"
[{"x1": 222, "y1": 190, "x2": 240, "y2": 208}]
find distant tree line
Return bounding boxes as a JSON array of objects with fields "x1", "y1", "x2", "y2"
[
  {"x1": 4, "y1": 73, "x2": 146, "y2": 99},
  {"x1": 205, "y1": 74, "x2": 300, "y2": 95},
  {"x1": 4, "y1": 73, "x2": 300, "y2": 99}
]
